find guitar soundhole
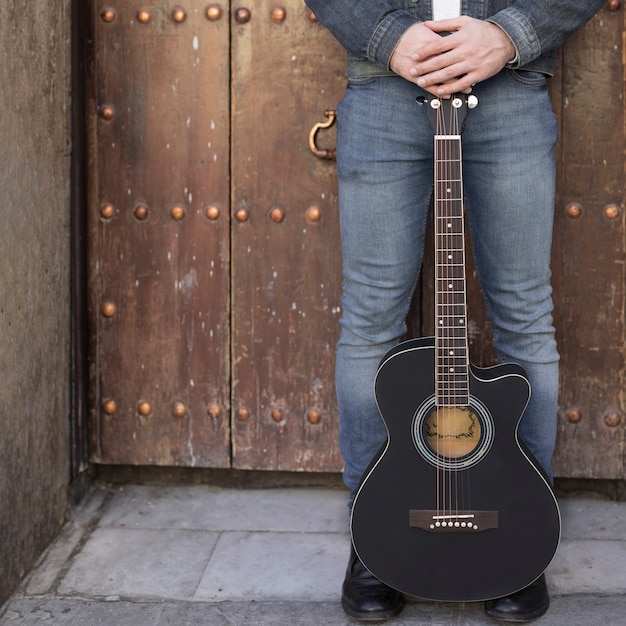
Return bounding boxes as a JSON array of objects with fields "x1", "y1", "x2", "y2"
[
  {"x1": 413, "y1": 396, "x2": 494, "y2": 470},
  {"x1": 424, "y1": 406, "x2": 480, "y2": 459}
]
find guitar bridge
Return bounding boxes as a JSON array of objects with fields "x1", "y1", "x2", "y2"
[{"x1": 409, "y1": 510, "x2": 498, "y2": 533}]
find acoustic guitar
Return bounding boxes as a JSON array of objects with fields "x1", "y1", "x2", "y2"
[{"x1": 350, "y1": 94, "x2": 561, "y2": 602}]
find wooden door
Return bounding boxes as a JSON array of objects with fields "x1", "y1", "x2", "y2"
[
  {"x1": 87, "y1": 2, "x2": 624, "y2": 478},
  {"x1": 86, "y1": 1, "x2": 345, "y2": 470}
]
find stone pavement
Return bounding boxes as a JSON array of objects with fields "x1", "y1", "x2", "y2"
[{"x1": 1, "y1": 484, "x2": 626, "y2": 625}]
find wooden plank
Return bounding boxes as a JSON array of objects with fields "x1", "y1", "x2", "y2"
[
  {"x1": 88, "y1": 1, "x2": 231, "y2": 466},
  {"x1": 551, "y1": 8, "x2": 625, "y2": 478},
  {"x1": 230, "y1": 1, "x2": 345, "y2": 471}
]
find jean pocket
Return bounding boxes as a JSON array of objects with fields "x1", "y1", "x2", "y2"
[
  {"x1": 347, "y1": 75, "x2": 380, "y2": 87},
  {"x1": 509, "y1": 69, "x2": 548, "y2": 87}
]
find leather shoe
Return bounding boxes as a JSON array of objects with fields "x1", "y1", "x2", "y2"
[
  {"x1": 484, "y1": 574, "x2": 550, "y2": 622},
  {"x1": 341, "y1": 547, "x2": 404, "y2": 621}
]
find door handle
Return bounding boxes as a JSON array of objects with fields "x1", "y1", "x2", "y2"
[{"x1": 308, "y1": 110, "x2": 336, "y2": 160}]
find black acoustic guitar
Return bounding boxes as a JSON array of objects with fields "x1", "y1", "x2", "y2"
[{"x1": 350, "y1": 94, "x2": 561, "y2": 602}]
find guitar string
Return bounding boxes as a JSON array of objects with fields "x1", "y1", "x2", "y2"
[
  {"x1": 434, "y1": 107, "x2": 441, "y2": 522},
  {"x1": 448, "y1": 103, "x2": 456, "y2": 522},
  {"x1": 436, "y1": 100, "x2": 467, "y2": 523},
  {"x1": 440, "y1": 104, "x2": 448, "y2": 522},
  {"x1": 436, "y1": 104, "x2": 447, "y2": 521},
  {"x1": 439, "y1": 109, "x2": 452, "y2": 515},
  {"x1": 435, "y1": 107, "x2": 447, "y2": 519},
  {"x1": 450, "y1": 102, "x2": 462, "y2": 522},
  {"x1": 434, "y1": 107, "x2": 445, "y2": 516},
  {"x1": 451, "y1": 103, "x2": 462, "y2": 519},
  {"x1": 451, "y1": 103, "x2": 459, "y2": 522}
]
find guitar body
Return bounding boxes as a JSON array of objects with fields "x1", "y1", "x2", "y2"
[{"x1": 351, "y1": 337, "x2": 561, "y2": 602}]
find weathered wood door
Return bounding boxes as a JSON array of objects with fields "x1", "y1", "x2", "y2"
[
  {"x1": 87, "y1": 2, "x2": 624, "y2": 478},
  {"x1": 87, "y1": 1, "x2": 344, "y2": 470}
]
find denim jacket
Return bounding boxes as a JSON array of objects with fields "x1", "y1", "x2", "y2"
[{"x1": 305, "y1": 0, "x2": 605, "y2": 78}]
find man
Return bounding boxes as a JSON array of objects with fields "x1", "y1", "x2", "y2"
[{"x1": 304, "y1": 0, "x2": 605, "y2": 622}]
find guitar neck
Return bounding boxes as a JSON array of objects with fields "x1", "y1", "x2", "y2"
[{"x1": 434, "y1": 133, "x2": 469, "y2": 407}]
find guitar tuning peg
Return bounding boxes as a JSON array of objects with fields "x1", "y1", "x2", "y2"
[
  {"x1": 467, "y1": 95, "x2": 479, "y2": 109},
  {"x1": 416, "y1": 96, "x2": 427, "y2": 105}
]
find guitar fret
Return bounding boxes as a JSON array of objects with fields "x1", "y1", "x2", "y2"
[{"x1": 436, "y1": 395, "x2": 470, "y2": 404}]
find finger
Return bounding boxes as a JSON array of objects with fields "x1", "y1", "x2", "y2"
[
  {"x1": 415, "y1": 67, "x2": 477, "y2": 96},
  {"x1": 423, "y1": 17, "x2": 466, "y2": 33},
  {"x1": 433, "y1": 75, "x2": 476, "y2": 97},
  {"x1": 412, "y1": 31, "x2": 465, "y2": 63},
  {"x1": 416, "y1": 61, "x2": 469, "y2": 88}
]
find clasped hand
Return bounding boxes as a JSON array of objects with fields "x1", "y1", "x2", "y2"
[{"x1": 389, "y1": 17, "x2": 515, "y2": 97}]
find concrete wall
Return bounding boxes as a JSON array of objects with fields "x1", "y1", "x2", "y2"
[{"x1": 0, "y1": 0, "x2": 72, "y2": 605}]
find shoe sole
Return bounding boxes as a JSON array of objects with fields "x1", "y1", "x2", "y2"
[
  {"x1": 484, "y1": 601, "x2": 549, "y2": 623},
  {"x1": 341, "y1": 598, "x2": 404, "y2": 621}
]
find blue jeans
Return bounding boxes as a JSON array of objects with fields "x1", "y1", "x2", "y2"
[{"x1": 335, "y1": 69, "x2": 559, "y2": 500}]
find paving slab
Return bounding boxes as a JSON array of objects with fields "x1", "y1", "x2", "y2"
[
  {"x1": 99, "y1": 485, "x2": 350, "y2": 533},
  {"x1": 547, "y1": 539, "x2": 626, "y2": 595},
  {"x1": 24, "y1": 488, "x2": 109, "y2": 596},
  {"x1": 193, "y1": 531, "x2": 348, "y2": 601},
  {"x1": 58, "y1": 528, "x2": 219, "y2": 600},
  {"x1": 558, "y1": 498, "x2": 626, "y2": 540},
  {"x1": 3, "y1": 596, "x2": 626, "y2": 626}
]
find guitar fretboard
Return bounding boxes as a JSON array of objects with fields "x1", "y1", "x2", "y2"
[{"x1": 434, "y1": 134, "x2": 469, "y2": 407}]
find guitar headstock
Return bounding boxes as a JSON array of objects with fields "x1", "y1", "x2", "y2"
[{"x1": 417, "y1": 93, "x2": 478, "y2": 135}]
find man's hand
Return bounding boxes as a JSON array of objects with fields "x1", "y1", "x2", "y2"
[
  {"x1": 389, "y1": 22, "x2": 446, "y2": 83},
  {"x1": 399, "y1": 17, "x2": 516, "y2": 97}
]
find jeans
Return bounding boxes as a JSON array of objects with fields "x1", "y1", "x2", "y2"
[{"x1": 335, "y1": 69, "x2": 559, "y2": 500}]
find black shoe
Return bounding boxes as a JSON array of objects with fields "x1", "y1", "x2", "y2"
[
  {"x1": 341, "y1": 547, "x2": 404, "y2": 621},
  {"x1": 484, "y1": 574, "x2": 550, "y2": 623}
]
